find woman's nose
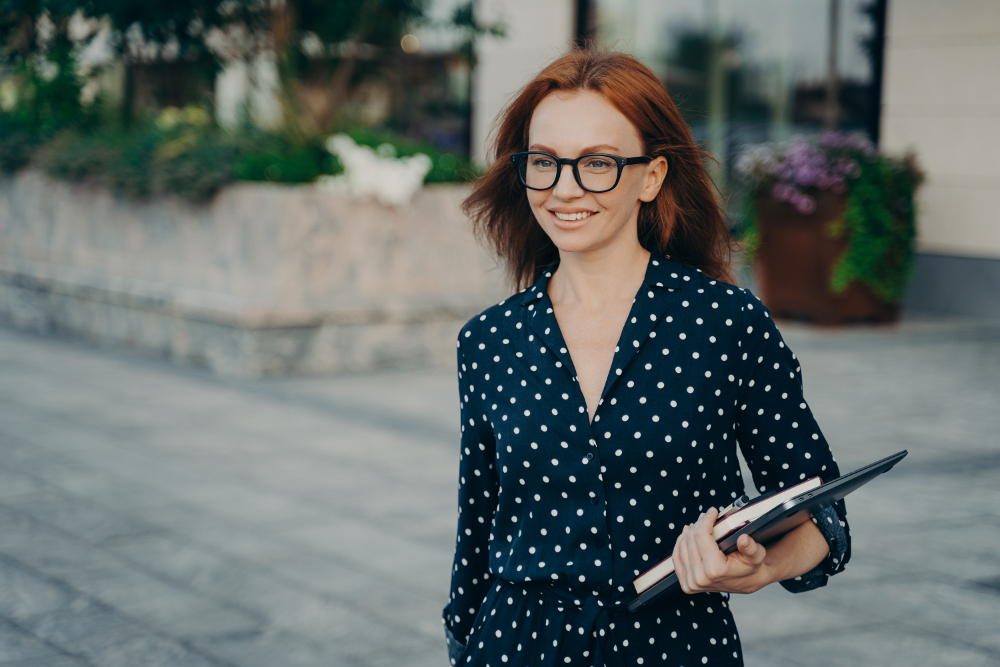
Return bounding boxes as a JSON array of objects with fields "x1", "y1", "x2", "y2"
[{"x1": 553, "y1": 163, "x2": 584, "y2": 198}]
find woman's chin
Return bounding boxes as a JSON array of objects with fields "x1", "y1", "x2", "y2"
[
  {"x1": 548, "y1": 233, "x2": 613, "y2": 256},
  {"x1": 545, "y1": 223, "x2": 635, "y2": 257}
]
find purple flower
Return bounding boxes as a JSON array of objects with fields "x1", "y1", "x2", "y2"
[
  {"x1": 743, "y1": 130, "x2": 874, "y2": 199},
  {"x1": 792, "y1": 192, "x2": 816, "y2": 214}
]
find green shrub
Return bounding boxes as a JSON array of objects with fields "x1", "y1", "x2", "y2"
[
  {"x1": 233, "y1": 135, "x2": 336, "y2": 183},
  {"x1": 36, "y1": 114, "x2": 240, "y2": 201},
  {"x1": 5, "y1": 100, "x2": 478, "y2": 201},
  {"x1": 0, "y1": 116, "x2": 42, "y2": 173}
]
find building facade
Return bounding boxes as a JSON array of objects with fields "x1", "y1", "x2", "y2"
[{"x1": 471, "y1": 0, "x2": 1000, "y2": 318}]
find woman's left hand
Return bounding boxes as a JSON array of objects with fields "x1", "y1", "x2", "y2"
[{"x1": 672, "y1": 507, "x2": 772, "y2": 594}]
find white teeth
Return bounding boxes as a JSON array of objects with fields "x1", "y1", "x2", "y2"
[{"x1": 553, "y1": 211, "x2": 594, "y2": 221}]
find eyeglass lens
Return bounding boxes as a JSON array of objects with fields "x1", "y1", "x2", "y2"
[{"x1": 516, "y1": 154, "x2": 619, "y2": 192}]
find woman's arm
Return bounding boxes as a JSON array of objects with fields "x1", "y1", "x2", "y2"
[
  {"x1": 442, "y1": 333, "x2": 499, "y2": 662},
  {"x1": 719, "y1": 292, "x2": 852, "y2": 593},
  {"x1": 671, "y1": 506, "x2": 830, "y2": 594}
]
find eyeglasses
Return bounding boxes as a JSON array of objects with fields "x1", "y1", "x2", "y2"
[{"x1": 510, "y1": 151, "x2": 653, "y2": 193}]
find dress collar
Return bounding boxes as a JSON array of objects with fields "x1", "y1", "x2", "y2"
[{"x1": 517, "y1": 248, "x2": 685, "y2": 308}]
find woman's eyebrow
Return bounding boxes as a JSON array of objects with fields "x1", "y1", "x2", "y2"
[{"x1": 528, "y1": 144, "x2": 622, "y2": 154}]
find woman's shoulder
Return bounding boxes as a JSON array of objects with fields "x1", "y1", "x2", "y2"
[
  {"x1": 657, "y1": 260, "x2": 787, "y2": 358},
  {"x1": 457, "y1": 284, "x2": 540, "y2": 347},
  {"x1": 665, "y1": 259, "x2": 763, "y2": 317}
]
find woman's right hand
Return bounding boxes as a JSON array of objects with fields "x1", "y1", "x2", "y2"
[{"x1": 671, "y1": 507, "x2": 771, "y2": 595}]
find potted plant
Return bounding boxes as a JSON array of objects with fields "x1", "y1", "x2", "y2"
[{"x1": 736, "y1": 131, "x2": 924, "y2": 325}]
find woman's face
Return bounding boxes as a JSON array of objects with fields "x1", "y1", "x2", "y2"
[{"x1": 525, "y1": 89, "x2": 667, "y2": 256}]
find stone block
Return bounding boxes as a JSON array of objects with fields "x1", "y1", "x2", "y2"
[{"x1": 0, "y1": 171, "x2": 509, "y2": 376}]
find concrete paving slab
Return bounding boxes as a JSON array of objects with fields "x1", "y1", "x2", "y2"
[
  {"x1": 0, "y1": 492, "x2": 164, "y2": 545},
  {"x1": 62, "y1": 568, "x2": 261, "y2": 642},
  {"x1": 727, "y1": 586, "x2": 861, "y2": 643},
  {"x1": 0, "y1": 618, "x2": 62, "y2": 663},
  {"x1": 199, "y1": 627, "x2": 351, "y2": 667},
  {"x1": 755, "y1": 624, "x2": 1000, "y2": 667},
  {"x1": 0, "y1": 516, "x2": 125, "y2": 578},
  {"x1": 0, "y1": 659, "x2": 91, "y2": 667},
  {"x1": 20, "y1": 604, "x2": 220, "y2": 667},
  {"x1": 0, "y1": 559, "x2": 77, "y2": 622},
  {"x1": 0, "y1": 318, "x2": 998, "y2": 667}
]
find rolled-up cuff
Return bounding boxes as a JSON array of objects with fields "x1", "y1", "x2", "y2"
[
  {"x1": 443, "y1": 609, "x2": 468, "y2": 665},
  {"x1": 779, "y1": 503, "x2": 850, "y2": 593}
]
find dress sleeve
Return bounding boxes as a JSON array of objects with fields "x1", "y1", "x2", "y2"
[
  {"x1": 733, "y1": 294, "x2": 851, "y2": 593},
  {"x1": 442, "y1": 332, "x2": 499, "y2": 664}
]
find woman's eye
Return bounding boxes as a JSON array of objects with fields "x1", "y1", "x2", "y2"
[
  {"x1": 531, "y1": 158, "x2": 554, "y2": 168},
  {"x1": 584, "y1": 159, "x2": 613, "y2": 170}
]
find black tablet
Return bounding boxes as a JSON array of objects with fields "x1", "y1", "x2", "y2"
[{"x1": 627, "y1": 450, "x2": 908, "y2": 613}]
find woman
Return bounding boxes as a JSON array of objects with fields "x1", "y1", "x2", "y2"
[{"x1": 443, "y1": 48, "x2": 850, "y2": 667}]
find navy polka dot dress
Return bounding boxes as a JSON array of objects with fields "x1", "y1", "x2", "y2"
[{"x1": 443, "y1": 250, "x2": 851, "y2": 667}]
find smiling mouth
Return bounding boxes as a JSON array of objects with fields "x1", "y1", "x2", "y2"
[{"x1": 552, "y1": 211, "x2": 596, "y2": 221}]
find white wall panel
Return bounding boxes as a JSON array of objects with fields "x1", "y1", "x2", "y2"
[
  {"x1": 471, "y1": 0, "x2": 575, "y2": 166},
  {"x1": 881, "y1": 0, "x2": 1000, "y2": 258}
]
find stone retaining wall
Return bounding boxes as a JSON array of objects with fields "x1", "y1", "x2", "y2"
[{"x1": 0, "y1": 170, "x2": 509, "y2": 375}]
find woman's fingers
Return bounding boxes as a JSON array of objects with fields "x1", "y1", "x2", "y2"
[
  {"x1": 673, "y1": 509, "x2": 772, "y2": 595},
  {"x1": 682, "y1": 521, "x2": 702, "y2": 590},
  {"x1": 691, "y1": 508, "x2": 725, "y2": 586},
  {"x1": 674, "y1": 522, "x2": 695, "y2": 592},
  {"x1": 676, "y1": 511, "x2": 714, "y2": 592},
  {"x1": 736, "y1": 533, "x2": 766, "y2": 565}
]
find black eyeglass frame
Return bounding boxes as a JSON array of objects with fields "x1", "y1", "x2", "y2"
[{"x1": 509, "y1": 151, "x2": 654, "y2": 193}]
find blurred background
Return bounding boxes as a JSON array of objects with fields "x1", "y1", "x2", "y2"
[{"x1": 0, "y1": 1, "x2": 998, "y2": 666}]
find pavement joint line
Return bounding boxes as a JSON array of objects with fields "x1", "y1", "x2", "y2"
[
  {"x1": 0, "y1": 610, "x2": 96, "y2": 667},
  {"x1": 0, "y1": 325, "x2": 459, "y2": 447},
  {"x1": 0, "y1": 488, "x2": 446, "y2": 647},
  {"x1": 0, "y1": 462, "x2": 450, "y2": 609},
  {"x1": 212, "y1": 378, "x2": 458, "y2": 448},
  {"x1": 0, "y1": 499, "x2": 268, "y2": 627},
  {"x1": 859, "y1": 553, "x2": 1000, "y2": 591},
  {"x1": 0, "y1": 392, "x2": 452, "y2": 520},
  {"x1": 863, "y1": 512, "x2": 1000, "y2": 537},
  {"x1": 738, "y1": 618, "x2": 897, "y2": 648},
  {"x1": 0, "y1": 412, "x2": 450, "y2": 567},
  {"x1": 891, "y1": 451, "x2": 1000, "y2": 475},
  {"x1": 806, "y1": 588, "x2": 1000, "y2": 659},
  {"x1": 0, "y1": 551, "x2": 241, "y2": 667}
]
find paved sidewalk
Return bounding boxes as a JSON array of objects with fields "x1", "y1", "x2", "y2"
[{"x1": 0, "y1": 318, "x2": 998, "y2": 667}]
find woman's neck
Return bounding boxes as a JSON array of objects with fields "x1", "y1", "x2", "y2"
[{"x1": 547, "y1": 241, "x2": 651, "y2": 311}]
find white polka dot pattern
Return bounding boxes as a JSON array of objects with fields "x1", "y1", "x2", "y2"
[{"x1": 443, "y1": 251, "x2": 850, "y2": 666}]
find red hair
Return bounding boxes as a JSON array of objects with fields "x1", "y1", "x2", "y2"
[{"x1": 462, "y1": 47, "x2": 735, "y2": 290}]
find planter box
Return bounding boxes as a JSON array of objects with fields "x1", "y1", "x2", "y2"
[
  {"x1": 755, "y1": 191, "x2": 900, "y2": 325},
  {"x1": 0, "y1": 170, "x2": 508, "y2": 375}
]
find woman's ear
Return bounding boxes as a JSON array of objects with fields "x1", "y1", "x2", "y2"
[{"x1": 639, "y1": 156, "x2": 668, "y2": 203}]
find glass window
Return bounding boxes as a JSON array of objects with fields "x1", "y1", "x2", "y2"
[{"x1": 587, "y1": 0, "x2": 882, "y2": 218}]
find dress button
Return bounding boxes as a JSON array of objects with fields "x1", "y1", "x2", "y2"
[
  {"x1": 595, "y1": 540, "x2": 605, "y2": 549},
  {"x1": 589, "y1": 498, "x2": 598, "y2": 505},
  {"x1": 586, "y1": 453, "x2": 594, "y2": 460}
]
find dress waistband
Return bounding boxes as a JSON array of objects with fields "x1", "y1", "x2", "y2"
[{"x1": 504, "y1": 580, "x2": 627, "y2": 667}]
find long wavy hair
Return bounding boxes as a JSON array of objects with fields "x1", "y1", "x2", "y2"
[{"x1": 462, "y1": 47, "x2": 736, "y2": 290}]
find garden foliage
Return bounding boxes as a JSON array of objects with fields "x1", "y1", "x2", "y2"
[
  {"x1": 0, "y1": 1, "x2": 483, "y2": 200},
  {"x1": 21, "y1": 106, "x2": 479, "y2": 201}
]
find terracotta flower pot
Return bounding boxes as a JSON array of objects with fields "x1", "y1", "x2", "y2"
[{"x1": 754, "y1": 191, "x2": 900, "y2": 325}]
